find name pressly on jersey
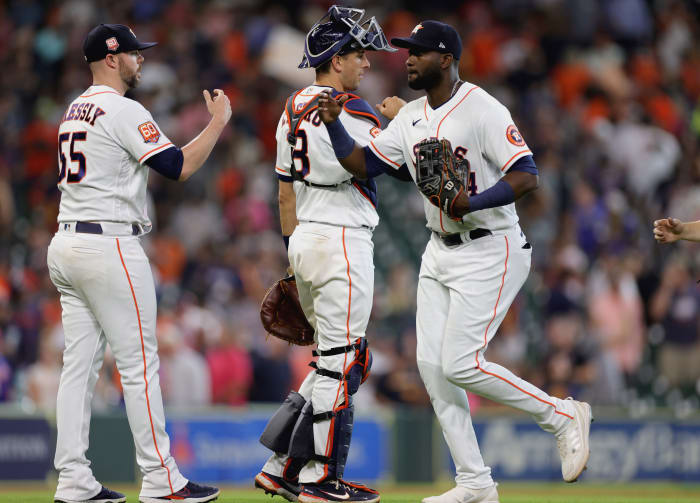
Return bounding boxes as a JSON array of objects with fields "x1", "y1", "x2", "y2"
[{"x1": 60, "y1": 102, "x2": 106, "y2": 126}]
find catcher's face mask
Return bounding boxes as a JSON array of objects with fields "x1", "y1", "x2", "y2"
[{"x1": 299, "y1": 5, "x2": 396, "y2": 69}]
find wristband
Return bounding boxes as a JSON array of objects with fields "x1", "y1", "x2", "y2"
[
  {"x1": 325, "y1": 119, "x2": 355, "y2": 159},
  {"x1": 467, "y1": 179, "x2": 516, "y2": 213}
]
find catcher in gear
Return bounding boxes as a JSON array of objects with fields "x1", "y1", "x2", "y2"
[
  {"x1": 255, "y1": 6, "x2": 406, "y2": 503},
  {"x1": 319, "y1": 19, "x2": 593, "y2": 503}
]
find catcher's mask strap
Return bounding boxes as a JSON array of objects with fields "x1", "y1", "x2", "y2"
[{"x1": 313, "y1": 341, "x2": 362, "y2": 357}]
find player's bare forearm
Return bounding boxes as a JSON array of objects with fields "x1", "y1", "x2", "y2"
[
  {"x1": 503, "y1": 170, "x2": 539, "y2": 198},
  {"x1": 278, "y1": 180, "x2": 298, "y2": 237},
  {"x1": 683, "y1": 220, "x2": 700, "y2": 241},
  {"x1": 179, "y1": 90, "x2": 232, "y2": 181},
  {"x1": 338, "y1": 146, "x2": 367, "y2": 179}
]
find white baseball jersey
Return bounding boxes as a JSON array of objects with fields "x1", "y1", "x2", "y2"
[
  {"x1": 275, "y1": 85, "x2": 381, "y2": 229},
  {"x1": 368, "y1": 82, "x2": 532, "y2": 233},
  {"x1": 57, "y1": 84, "x2": 174, "y2": 228}
]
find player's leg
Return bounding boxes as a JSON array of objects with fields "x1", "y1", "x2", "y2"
[
  {"x1": 85, "y1": 236, "x2": 191, "y2": 498},
  {"x1": 291, "y1": 225, "x2": 377, "y2": 502},
  {"x1": 48, "y1": 234, "x2": 124, "y2": 503},
  {"x1": 49, "y1": 242, "x2": 106, "y2": 501},
  {"x1": 440, "y1": 228, "x2": 591, "y2": 482},
  {"x1": 415, "y1": 238, "x2": 495, "y2": 495},
  {"x1": 441, "y1": 231, "x2": 575, "y2": 430}
]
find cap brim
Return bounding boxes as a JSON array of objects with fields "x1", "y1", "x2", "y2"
[
  {"x1": 136, "y1": 41, "x2": 158, "y2": 50},
  {"x1": 391, "y1": 37, "x2": 443, "y2": 52},
  {"x1": 391, "y1": 37, "x2": 456, "y2": 57}
]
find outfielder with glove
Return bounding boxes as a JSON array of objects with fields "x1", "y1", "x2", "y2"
[
  {"x1": 255, "y1": 6, "x2": 406, "y2": 503},
  {"x1": 319, "y1": 21, "x2": 592, "y2": 503}
]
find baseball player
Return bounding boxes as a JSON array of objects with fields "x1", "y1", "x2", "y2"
[
  {"x1": 253, "y1": 7, "x2": 405, "y2": 503},
  {"x1": 318, "y1": 21, "x2": 593, "y2": 503},
  {"x1": 654, "y1": 218, "x2": 700, "y2": 243},
  {"x1": 48, "y1": 24, "x2": 230, "y2": 503}
]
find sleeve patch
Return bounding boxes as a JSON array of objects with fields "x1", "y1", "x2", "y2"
[
  {"x1": 370, "y1": 126, "x2": 381, "y2": 138},
  {"x1": 138, "y1": 121, "x2": 161, "y2": 144},
  {"x1": 506, "y1": 125, "x2": 525, "y2": 146}
]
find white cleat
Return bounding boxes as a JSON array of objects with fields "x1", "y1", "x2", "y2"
[
  {"x1": 422, "y1": 484, "x2": 499, "y2": 503},
  {"x1": 557, "y1": 398, "x2": 593, "y2": 482}
]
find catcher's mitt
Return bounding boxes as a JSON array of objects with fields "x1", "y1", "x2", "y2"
[
  {"x1": 260, "y1": 276, "x2": 315, "y2": 346},
  {"x1": 415, "y1": 138, "x2": 469, "y2": 218}
]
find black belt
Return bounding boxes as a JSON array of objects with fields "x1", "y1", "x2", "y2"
[
  {"x1": 437, "y1": 228, "x2": 492, "y2": 247},
  {"x1": 75, "y1": 222, "x2": 141, "y2": 236}
]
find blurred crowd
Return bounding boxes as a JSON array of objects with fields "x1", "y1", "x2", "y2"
[{"x1": 0, "y1": 0, "x2": 699, "y2": 418}]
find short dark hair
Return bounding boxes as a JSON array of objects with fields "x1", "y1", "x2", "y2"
[{"x1": 315, "y1": 59, "x2": 332, "y2": 76}]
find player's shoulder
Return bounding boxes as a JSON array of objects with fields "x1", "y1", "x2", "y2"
[
  {"x1": 467, "y1": 84, "x2": 509, "y2": 112},
  {"x1": 340, "y1": 93, "x2": 380, "y2": 128}
]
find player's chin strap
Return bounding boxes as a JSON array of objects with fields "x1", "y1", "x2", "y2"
[{"x1": 284, "y1": 91, "x2": 354, "y2": 189}]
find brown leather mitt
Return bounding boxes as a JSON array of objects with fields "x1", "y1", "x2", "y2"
[{"x1": 260, "y1": 276, "x2": 315, "y2": 346}]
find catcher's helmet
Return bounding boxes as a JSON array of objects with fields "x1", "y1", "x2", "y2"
[{"x1": 299, "y1": 5, "x2": 396, "y2": 69}]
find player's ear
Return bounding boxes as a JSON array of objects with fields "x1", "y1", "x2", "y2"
[
  {"x1": 440, "y1": 53, "x2": 453, "y2": 70},
  {"x1": 330, "y1": 54, "x2": 343, "y2": 74},
  {"x1": 104, "y1": 53, "x2": 119, "y2": 70}
]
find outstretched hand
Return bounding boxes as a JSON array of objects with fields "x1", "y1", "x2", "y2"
[
  {"x1": 203, "y1": 89, "x2": 232, "y2": 126},
  {"x1": 318, "y1": 91, "x2": 347, "y2": 123},
  {"x1": 653, "y1": 217, "x2": 684, "y2": 243}
]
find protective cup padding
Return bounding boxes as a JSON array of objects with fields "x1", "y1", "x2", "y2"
[{"x1": 259, "y1": 391, "x2": 306, "y2": 453}]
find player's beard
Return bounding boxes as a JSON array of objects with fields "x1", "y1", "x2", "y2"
[
  {"x1": 120, "y1": 66, "x2": 140, "y2": 89},
  {"x1": 408, "y1": 65, "x2": 441, "y2": 91}
]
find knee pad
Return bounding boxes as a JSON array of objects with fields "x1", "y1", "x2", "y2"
[
  {"x1": 310, "y1": 338, "x2": 373, "y2": 397},
  {"x1": 260, "y1": 391, "x2": 306, "y2": 453},
  {"x1": 288, "y1": 400, "x2": 315, "y2": 460},
  {"x1": 304, "y1": 338, "x2": 371, "y2": 480}
]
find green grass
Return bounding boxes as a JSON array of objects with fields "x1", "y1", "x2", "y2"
[{"x1": 2, "y1": 483, "x2": 699, "y2": 503}]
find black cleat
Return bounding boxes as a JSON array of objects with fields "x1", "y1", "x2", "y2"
[
  {"x1": 139, "y1": 481, "x2": 220, "y2": 502},
  {"x1": 255, "y1": 471, "x2": 301, "y2": 501},
  {"x1": 298, "y1": 479, "x2": 379, "y2": 503},
  {"x1": 55, "y1": 486, "x2": 126, "y2": 503}
]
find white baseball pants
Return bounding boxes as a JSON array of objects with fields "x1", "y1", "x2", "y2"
[
  {"x1": 416, "y1": 224, "x2": 575, "y2": 489},
  {"x1": 262, "y1": 222, "x2": 374, "y2": 483},
  {"x1": 48, "y1": 228, "x2": 187, "y2": 501}
]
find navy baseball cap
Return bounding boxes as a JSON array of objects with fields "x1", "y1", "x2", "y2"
[
  {"x1": 83, "y1": 24, "x2": 157, "y2": 63},
  {"x1": 391, "y1": 21, "x2": 462, "y2": 60}
]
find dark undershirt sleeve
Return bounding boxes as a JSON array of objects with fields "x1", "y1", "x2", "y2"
[
  {"x1": 145, "y1": 146, "x2": 183, "y2": 180},
  {"x1": 506, "y1": 154, "x2": 538, "y2": 175},
  {"x1": 364, "y1": 146, "x2": 412, "y2": 181}
]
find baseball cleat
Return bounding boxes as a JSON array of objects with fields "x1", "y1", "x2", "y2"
[
  {"x1": 298, "y1": 479, "x2": 379, "y2": 503},
  {"x1": 421, "y1": 484, "x2": 499, "y2": 503},
  {"x1": 557, "y1": 398, "x2": 593, "y2": 482},
  {"x1": 255, "y1": 471, "x2": 301, "y2": 501},
  {"x1": 139, "y1": 481, "x2": 220, "y2": 502},
  {"x1": 55, "y1": 485, "x2": 126, "y2": 503}
]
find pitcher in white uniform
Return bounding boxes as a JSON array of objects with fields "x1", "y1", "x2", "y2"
[
  {"x1": 253, "y1": 7, "x2": 408, "y2": 503},
  {"x1": 319, "y1": 20, "x2": 593, "y2": 503},
  {"x1": 48, "y1": 24, "x2": 230, "y2": 503}
]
